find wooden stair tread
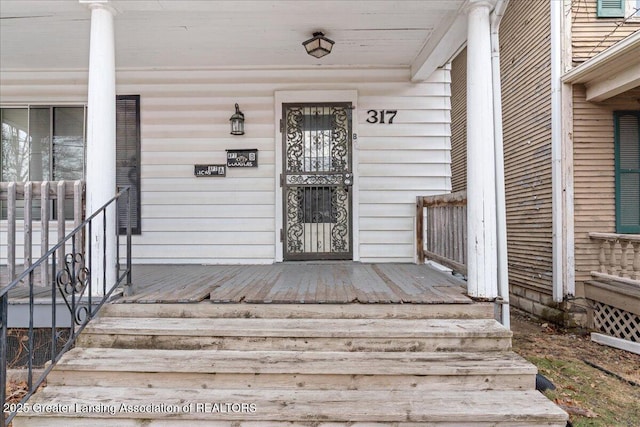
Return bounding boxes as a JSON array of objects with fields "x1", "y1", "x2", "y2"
[
  {"x1": 20, "y1": 386, "x2": 568, "y2": 422},
  {"x1": 99, "y1": 301, "x2": 496, "y2": 319},
  {"x1": 56, "y1": 348, "x2": 535, "y2": 375},
  {"x1": 84, "y1": 317, "x2": 511, "y2": 338}
]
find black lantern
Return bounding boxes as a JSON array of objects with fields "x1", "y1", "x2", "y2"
[
  {"x1": 230, "y1": 103, "x2": 245, "y2": 135},
  {"x1": 302, "y1": 32, "x2": 335, "y2": 58}
]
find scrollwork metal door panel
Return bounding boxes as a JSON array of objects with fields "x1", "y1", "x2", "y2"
[{"x1": 282, "y1": 103, "x2": 352, "y2": 260}]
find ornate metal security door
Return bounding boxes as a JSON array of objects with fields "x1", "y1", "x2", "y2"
[{"x1": 282, "y1": 103, "x2": 353, "y2": 260}]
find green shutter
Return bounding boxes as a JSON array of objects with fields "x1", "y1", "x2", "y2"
[
  {"x1": 116, "y1": 95, "x2": 141, "y2": 235},
  {"x1": 597, "y1": 0, "x2": 626, "y2": 17},
  {"x1": 614, "y1": 111, "x2": 640, "y2": 234}
]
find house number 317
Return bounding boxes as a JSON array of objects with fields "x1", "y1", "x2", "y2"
[{"x1": 366, "y1": 109, "x2": 397, "y2": 124}]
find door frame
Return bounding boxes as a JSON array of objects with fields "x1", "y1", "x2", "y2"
[{"x1": 275, "y1": 90, "x2": 359, "y2": 262}]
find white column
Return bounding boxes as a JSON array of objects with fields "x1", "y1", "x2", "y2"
[
  {"x1": 466, "y1": 0, "x2": 498, "y2": 299},
  {"x1": 83, "y1": 0, "x2": 116, "y2": 294}
]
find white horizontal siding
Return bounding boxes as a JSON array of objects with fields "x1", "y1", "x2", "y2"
[
  {"x1": 356, "y1": 68, "x2": 450, "y2": 262},
  {"x1": 141, "y1": 218, "x2": 274, "y2": 232},
  {"x1": 143, "y1": 191, "x2": 274, "y2": 205},
  {"x1": 0, "y1": 222, "x2": 78, "y2": 267},
  {"x1": 142, "y1": 152, "x2": 275, "y2": 165},
  {"x1": 358, "y1": 150, "x2": 449, "y2": 163},
  {"x1": 1, "y1": 67, "x2": 451, "y2": 264}
]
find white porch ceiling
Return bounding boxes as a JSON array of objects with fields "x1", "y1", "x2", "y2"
[{"x1": 0, "y1": 0, "x2": 467, "y2": 77}]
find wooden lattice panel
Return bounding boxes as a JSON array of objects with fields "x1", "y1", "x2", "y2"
[{"x1": 593, "y1": 302, "x2": 640, "y2": 343}]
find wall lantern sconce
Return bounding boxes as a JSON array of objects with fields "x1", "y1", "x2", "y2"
[
  {"x1": 230, "y1": 103, "x2": 245, "y2": 135},
  {"x1": 302, "y1": 31, "x2": 335, "y2": 58}
]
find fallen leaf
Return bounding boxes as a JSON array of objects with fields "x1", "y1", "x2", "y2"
[{"x1": 558, "y1": 404, "x2": 598, "y2": 418}]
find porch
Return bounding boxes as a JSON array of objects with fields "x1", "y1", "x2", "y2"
[
  {"x1": 9, "y1": 268, "x2": 569, "y2": 427},
  {"x1": 4, "y1": 262, "x2": 482, "y2": 328},
  {"x1": 118, "y1": 262, "x2": 472, "y2": 304}
]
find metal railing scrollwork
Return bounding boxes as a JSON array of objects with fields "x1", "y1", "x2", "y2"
[
  {"x1": 1, "y1": 186, "x2": 133, "y2": 427},
  {"x1": 57, "y1": 253, "x2": 91, "y2": 325}
]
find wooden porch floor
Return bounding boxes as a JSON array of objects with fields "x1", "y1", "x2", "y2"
[{"x1": 118, "y1": 263, "x2": 471, "y2": 305}]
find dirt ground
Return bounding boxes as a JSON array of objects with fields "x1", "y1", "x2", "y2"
[
  {"x1": 511, "y1": 309, "x2": 640, "y2": 427},
  {"x1": 5, "y1": 311, "x2": 640, "y2": 426}
]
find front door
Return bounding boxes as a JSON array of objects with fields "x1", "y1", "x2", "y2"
[{"x1": 282, "y1": 103, "x2": 353, "y2": 260}]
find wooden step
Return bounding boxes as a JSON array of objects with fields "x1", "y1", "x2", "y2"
[
  {"x1": 77, "y1": 317, "x2": 512, "y2": 352},
  {"x1": 99, "y1": 301, "x2": 495, "y2": 319},
  {"x1": 12, "y1": 387, "x2": 568, "y2": 426},
  {"x1": 47, "y1": 348, "x2": 535, "y2": 391}
]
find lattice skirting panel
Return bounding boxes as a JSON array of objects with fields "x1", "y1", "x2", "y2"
[{"x1": 592, "y1": 302, "x2": 640, "y2": 343}]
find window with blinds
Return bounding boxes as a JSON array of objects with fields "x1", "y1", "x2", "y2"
[
  {"x1": 615, "y1": 111, "x2": 640, "y2": 233},
  {"x1": 116, "y1": 95, "x2": 141, "y2": 235}
]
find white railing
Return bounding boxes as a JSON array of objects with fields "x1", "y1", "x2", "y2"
[
  {"x1": 589, "y1": 232, "x2": 640, "y2": 287},
  {"x1": 0, "y1": 180, "x2": 85, "y2": 285}
]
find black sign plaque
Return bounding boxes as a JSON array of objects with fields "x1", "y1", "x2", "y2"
[
  {"x1": 226, "y1": 149, "x2": 258, "y2": 168},
  {"x1": 194, "y1": 164, "x2": 226, "y2": 177}
]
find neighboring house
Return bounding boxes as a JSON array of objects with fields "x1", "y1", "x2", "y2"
[{"x1": 451, "y1": 0, "x2": 640, "y2": 343}]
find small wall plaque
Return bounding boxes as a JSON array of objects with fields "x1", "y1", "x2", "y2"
[
  {"x1": 226, "y1": 149, "x2": 258, "y2": 168},
  {"x1": 194, "y1": 164, "x2": 226, "y2": 177}
]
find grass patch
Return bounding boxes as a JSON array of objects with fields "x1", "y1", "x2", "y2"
[{"x1": 512, "y1": 312, "x2": 640, "y2": 427}]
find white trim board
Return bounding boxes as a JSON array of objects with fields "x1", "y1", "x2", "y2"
[
  {"x1": 274, "y1": 90, "x2": 359, "y2": 262},
  {"x1": 591, "y1": 332, "x2": 640, "y2": 355}
]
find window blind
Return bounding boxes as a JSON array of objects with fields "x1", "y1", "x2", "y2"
[{"x1": 116, "y1": 95, "x2": 141, "y2": 235}]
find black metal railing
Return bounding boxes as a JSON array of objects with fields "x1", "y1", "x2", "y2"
[{"x1": 1, "y1": 187, "x2": 132, "y2": 427}]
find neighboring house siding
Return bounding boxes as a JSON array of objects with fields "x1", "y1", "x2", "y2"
[
  {"x1": 570, "y1": 1, "x2": 640, "y2": 326},
  {"x1": 572, "y1": 84, "x2": 616, "y2": 285},
  {"x1": 500, "y1": 0, "x2": 554, "y2": 300},
  {"x1": 1, "y1": 68, "x2": 451, "y2": 264},
  {"x1": 450, "y1": 48, "x2": 467, "y2": 193},
  {"x1": 573, "y1": 85, "x2": 640, "y2": 286},
  {"x1": 572, "y1": 1, "x2": 640, "y2": 64}
]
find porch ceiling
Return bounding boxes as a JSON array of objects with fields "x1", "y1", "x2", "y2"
[{"x1": 0, "y1": 0, "x2": 466, "y2": 77}]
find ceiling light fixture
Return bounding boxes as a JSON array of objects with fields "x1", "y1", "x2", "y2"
[{"x1": 302, "y1": 31, "x2": 335, "y2": 58}]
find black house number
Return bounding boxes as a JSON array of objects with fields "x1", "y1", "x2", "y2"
[{"x1": 366, "y1": 109, "x2": 397, "y2": 124}]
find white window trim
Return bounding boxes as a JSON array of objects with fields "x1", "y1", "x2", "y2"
[{"x1": 627, "y1": 0, "x2": 640, "y2": 19}]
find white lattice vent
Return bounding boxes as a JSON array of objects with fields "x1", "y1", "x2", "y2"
[{"x1": 593, "y1": 302, "x2": 640, "y2": 343}]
